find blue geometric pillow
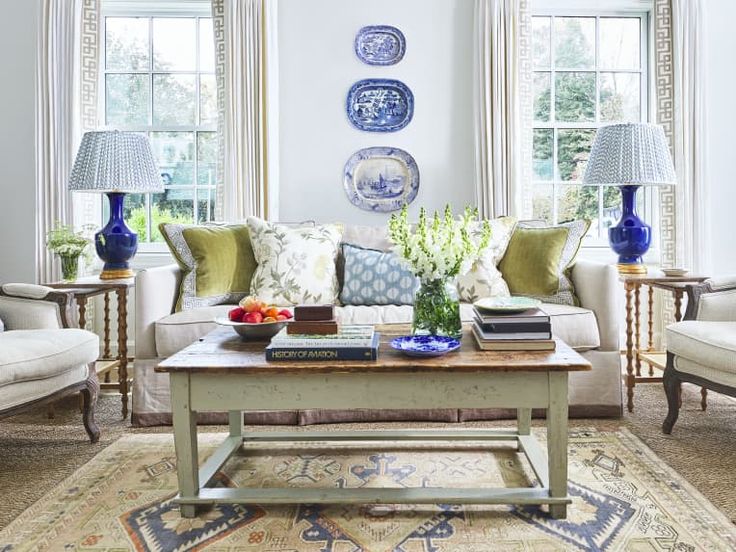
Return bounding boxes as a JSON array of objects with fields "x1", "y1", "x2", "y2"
[{"x1": 340, "y1": 244, "x2": 419, "y2": 306}]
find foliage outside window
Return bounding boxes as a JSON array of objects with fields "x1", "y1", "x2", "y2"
[
  {"x1": 103, "y1": 15, "x2": 216, "y2": 243},
  {"x1": 532, "y1": 14, "x2": 648, "y2": 241}
]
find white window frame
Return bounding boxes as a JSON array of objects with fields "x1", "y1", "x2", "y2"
[
  {"x1": 531, "y1": 5, "x2": 657, "y2": 261},
  {"x1": 99, "y1": 0, "x2": 214, "y2": 257}
]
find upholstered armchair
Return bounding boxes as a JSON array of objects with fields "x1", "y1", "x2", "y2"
[
  {"x1": 663, "y1": 277, "x2": 736, "y2": 434},
  {"x1": 0, "y1": 283, "x2": 101, "y2": 442}
]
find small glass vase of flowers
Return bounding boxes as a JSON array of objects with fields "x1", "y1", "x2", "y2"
[
  {"x1": 46, "y1": 223, "x2": 91, "y2": 282},
  {"x1": 388, "y1": 204, "x2": 491, "y2": 339}
]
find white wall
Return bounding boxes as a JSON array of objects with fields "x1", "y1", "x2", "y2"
[
  {"x1": 276, "y1": 0, "x2": 475, "y2": 224},
  {"x1": 703, "y1": 0, "x2": 736, "y2": 275},
  {"x1": 0, "y1": 1, "x2": 38, "y2": 282}
]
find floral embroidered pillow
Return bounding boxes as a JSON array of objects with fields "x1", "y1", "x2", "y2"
[
  {"x1": 247, "y1": 217, "x2": 343, "y2": 305},
  {"x1": 456, "y1": 217, "x2": 518, "y2": 302}
]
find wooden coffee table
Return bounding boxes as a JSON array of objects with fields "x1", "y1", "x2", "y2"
[{"x1": 157, "y1": 325, "x2": 590, "y2": 519}]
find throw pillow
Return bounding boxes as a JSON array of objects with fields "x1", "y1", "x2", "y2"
[
  {"x1": 456, "y1": 217, "x2": 518, "y2": 302},
  {"x1": 0, "y1": 314, "x2": 4, "y2": 332},
  {"x1": 340, "y1": 244, "x2": 419, "y2": 306},
  {"x1": 247, "y1": 217, "x2": 343, "y2": 305},
  {"x1": 499, "y1": 219, "x2": 590, "y2": 305},
  {"x1": 160, "y1": 223, "x2": 257, "y2": 311}
]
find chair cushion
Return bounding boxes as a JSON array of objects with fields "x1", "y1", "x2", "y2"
[
  {"x1": 667, "y1": 321, "x2": 736, "y2": 375},
  {"x1": 0, "y1": 329, "x2": 98, "y2": 387}
]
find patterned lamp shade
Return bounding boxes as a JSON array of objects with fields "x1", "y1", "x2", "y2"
[
  {"x1": 583, "y1": 123, "x2": 676, "y2": 186},
  {"x1": 68, "y1": 131, "x2": 163, "y2": 193}
]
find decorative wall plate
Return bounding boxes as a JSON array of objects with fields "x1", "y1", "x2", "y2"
[
  {"x1": 354, "y1": 25, "x2": 406, "y2": 66},
  {"x1": 346, "y1": 79, "x2": 414, "y2": 132},
  {"x1": 343, "y1": 147, "x2": 420, "y2": 212}
]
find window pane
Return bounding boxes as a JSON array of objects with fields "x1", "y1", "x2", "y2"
[
  {"x1": 117, "y1": 193, "x2": 149, "y2": 241},
  {"x1": 600, "y1": 18, "x2": 640, "y2": 70},
  {"x1": 557, "y1": 185, "x2": 600, "y2": 233},
  {"x1": 153, "y1": 74, "x2": 196, "y2": 126},
  {"x1": 105, "y1": 74, "x2": 149, "y2": 126},
  {"x1": 197, "y1": 132, "x2": 217, "y2": 186},
  {"x1": 557, "y1": 128, "x2": 595, "y2": 181},
  {"x1": 555, "y1": 72, "x2": 595, "y2": 122},
  {"x1": 532, "y1": 184, "x2": 553, "y2": 224},
  {"x1": 533, "y1": 17, "x2": 551, "y2": 69},
  {"x1": 151, "y1": 191, "x2": 194, "y2": 242},
  {"x1": 554, "y1": 17, "x2": 595, "y2": 69},
  {"x1": 533, "y1": 72, "x2": 551, "y2": 122},
  {"x1": 153, "y1": 18, "x2": 196, "y2": 71},
  {"x1": 200, "y1": 74, "x2": 217, "y2": 126},
  {"x1": 151, "y1": 132, "x2": 195, "y2": 185},
  {"x1": 600, "y1": 73, "x2": 640, "y2": 122},
  {"x1": 197, "y1": 188, "x2": 215, "y2": 223},
  {"x1": 105, "y1": 17, "x2": 149, "y2": 70},
  {"x1": 199, "y1": 18, "x2": 215, "y2": 72},
  {"x1": 533, "y1": 129, "x2": 553, "y2": 181},
  {"x1": 602, "y1": 186, "x2": 621, "y2": 234}
]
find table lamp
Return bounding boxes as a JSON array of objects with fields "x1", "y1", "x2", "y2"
[
  {"x1": 69, "y1": 131, "x2": 163, "y2": 280},
  {"x1": 583, "y1": 123, "x2": 676, "y2": 274}
]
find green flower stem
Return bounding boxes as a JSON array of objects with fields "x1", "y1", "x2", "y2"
[{"x1": 413, "y1": 279, "x2": 461, "y2": 338}]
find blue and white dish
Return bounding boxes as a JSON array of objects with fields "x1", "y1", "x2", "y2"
[
  {"x1": 390, "y1": 335, "x2": 461, "y2": 357},
  {"x1": 354, "y1": 25, "x2": 406, "y2": 66},
  {"x1": 343, "y1": 146, "x2": 420, "y2": 212},
  {"x1": 346, "y1": 78, "x2": 414, "y2": 132}
]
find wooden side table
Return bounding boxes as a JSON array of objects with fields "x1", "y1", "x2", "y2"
[
  {"x1": 46, "y1": 277, "x2": 134, "y2": 419},
  {"x1": 620, "y1": 273, "x2": 708, "y2": 413}
]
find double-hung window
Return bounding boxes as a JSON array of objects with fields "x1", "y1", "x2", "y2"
[
  {"x1": 531, "y1": 12, "x2": 649, "y2": 244},
  {"x1": 101, "y1": 4, "x2": 216, "y2": 245}
]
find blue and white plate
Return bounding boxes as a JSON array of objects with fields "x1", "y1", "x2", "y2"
[{"x1": 390, "y1": 335, "x2": 461, "y2": 357}]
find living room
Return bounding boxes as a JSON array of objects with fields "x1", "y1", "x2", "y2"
[{"x1": 1, "y1": 0, "x2": 735, "y2": 549}]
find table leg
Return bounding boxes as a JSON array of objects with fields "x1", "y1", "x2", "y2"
[
  {"x1": 647, "y1": 286, "x2": 655, "y2": 376},
  {"x1": 229, "y1": 410, "x2": 243, "y2": 437},
  {"x1": 701, "y1": 387, "x2": 708, "y2": 411},
  {"x1": 517, "y1": 408, "x2": 531, "y2": 450},
  {"x1": 77, "y1": 297, "x2": 87, "y2": 330},
  {"x1": 674, "y1": 289, "x2": 684, "y2": 321},
  {"x1": 547, "y1": 372, "x2": 568, "y2": 519},
  {"x1": 116, "y1": 288, "x2": 129, "y2": 419},
  {"x1": 171, "y1": 373, "x2": 199, "y2": 518},
  {"x1": 634, "y1": 285, "x2": 641, "y2": 377},
  {"x1": 103, "y1": 292, "x2": 111, "y2": 383},
  {"x1": 624, "y1": 282, "x2": 636, "y2": 412}
]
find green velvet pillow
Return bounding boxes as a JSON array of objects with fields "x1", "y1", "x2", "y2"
[
  {"x1": 160, "y1": 223, "x2": 257, "y2": 311},
  {"x1": 499, "y1": 220, "x2": 590, "y2": 305}
]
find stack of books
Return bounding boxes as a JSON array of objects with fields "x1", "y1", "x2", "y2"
[
  {"x1": 265, "y1": 305, "x2": 379, "y2": 361},
  {"x1": 471, "y1": 305, "x2": 555, "y2": 351}
]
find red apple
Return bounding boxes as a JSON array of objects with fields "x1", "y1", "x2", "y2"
[
  {"x1": 228, "y1": 307, "x2": 245, "y2": 322},
  {"x1": 278, "y1": 309, "x2": 293, "y2": 319},
  {"x1": 243, "y1": 311, "x2": 263, "y2": 324}
]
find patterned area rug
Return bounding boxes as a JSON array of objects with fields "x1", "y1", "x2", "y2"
[{"x1": 1, "y1": 428, "x2": 734, "y2": 551}]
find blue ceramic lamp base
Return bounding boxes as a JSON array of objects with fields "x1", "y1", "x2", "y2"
[
  {"x1": 96, "y1": 192, "x2": 138, "y2": 280},
  {"x1": 609, "y1": 185, "x2": 650, "y2": 275}
]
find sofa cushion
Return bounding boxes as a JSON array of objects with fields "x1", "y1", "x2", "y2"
[
  {"x1": 340, "y1": 244, "x2": 419, "y2": 306},
  {"x1": 155, "y1": 305, "x2": 233, "y2": 357},
  {"x1": 667, "y1": 321, "x2": 736, "y2": 374},
  {"x1": 0, "y1": 329, "x2": 98, "y2": 387}
]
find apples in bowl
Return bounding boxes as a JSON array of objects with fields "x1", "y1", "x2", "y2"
[{"x1": 214, "y1": 296, "x2": 293, "y2": 339}]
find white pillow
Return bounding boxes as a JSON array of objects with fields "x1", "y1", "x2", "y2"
[
  {"x1": 456, "y1": 217, "x2": 518, "y2": 302},
  {"x1": 247, "y1": 217, "x2": 343, "y2": 306},
  {"x1": 0, "y1": 315, "x2": 4, "y2": 333}
]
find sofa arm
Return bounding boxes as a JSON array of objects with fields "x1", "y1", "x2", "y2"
[
  {"x1": 685, "y1": 276, "x2": 736, "y2": 322},
  {"x1": 135, "y1": 264, "x2": 181, "y2": 359},
  {"x1": 0, "y1": 284, "x2": 76, "y2": 329},
  {"x1": 570, "y1": 261, "x2": 620, "y2": 351}
]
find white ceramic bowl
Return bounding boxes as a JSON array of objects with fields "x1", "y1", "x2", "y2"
[
  {"x1": 661, "y1": 268, "x2": 689, "y2": 277},
  {"x1": 214, "y1": 316, "x2": 287, "y2": 339}
]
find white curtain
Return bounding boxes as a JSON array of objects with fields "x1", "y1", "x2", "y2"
[
  {"x1": 35, "y1": 0, "x2": 100, "y2": 283},
  {"x1": 473, "y1": 0, "x2": 532, "y2": 219},
  {"x1": 212, "y1": 0, "x2": 269, "y2": 222}
]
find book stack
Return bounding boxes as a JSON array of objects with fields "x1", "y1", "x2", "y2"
[
  {"x1": 471, "y1": 306, "x2": 555, "y2": 351},
  {"x1": 265, "y1": 305, "x2": 379, "y2": 361}
]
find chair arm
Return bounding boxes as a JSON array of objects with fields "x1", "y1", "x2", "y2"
[
  {"x1": 685, "y1": 276, "x2": 736, "y2": 322},
  {"x1": 135, "y1": 264, "x2": 181, "y2": 359},
  {"x1": 0, "y1": 284, "x2": 76, "y2": 329},
  {"x1": 570, "y1": 260, "x2": 620, "y2": 351}
]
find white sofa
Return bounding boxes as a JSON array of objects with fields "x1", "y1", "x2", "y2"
[
  {"x1": 132, "y1": 227, "x2": 621, "y2": 426},
  {"x1": 0, "y1": 284, "x2": 101, "y2": 441}
]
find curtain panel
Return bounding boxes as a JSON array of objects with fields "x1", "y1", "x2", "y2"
[
  {"x1": 473, "y1": 0, "x2": 533, "y2": 219},
  {"x1": 35, "y1": 0, "x2": 100, "y2": 283},
  {"x1": 212, "y1": 0, "x2": 268, "y2": 222}
]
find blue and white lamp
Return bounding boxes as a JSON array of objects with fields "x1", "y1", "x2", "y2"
[
  {"x1": 69, "y1": 131, "x2": 162, "y2": 280},
  {"x1": 583, "y1": 123, "x2": 676, "y2": 274}
]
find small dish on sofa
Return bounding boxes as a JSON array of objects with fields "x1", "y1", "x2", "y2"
[
  {"x1": 214, "y1": 317, "x2": 287, "y2": 340},
  {"x1": 661, "y1": 268, "x2": 689, "y2": 277},
  {"x1": 390, "y1": 335, "x2": 461, "y2": 357},
  {"x1": 474, "y1": 296, "x2": 541, "y2": 314}
]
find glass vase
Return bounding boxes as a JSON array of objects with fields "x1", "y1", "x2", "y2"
[
  {"x1": 59, "y1": 253, "x2": 80, "y2": 282},
  {"x1": 412, "y1": 278, "x2": 462, "y2": 339}
]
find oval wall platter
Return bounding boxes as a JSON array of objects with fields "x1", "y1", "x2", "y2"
[
  {"x1": 346, "y1": 79, "x2": 414, "y2": 133},
  {"x1": 343, "y1": 147, "x2": 420, "y2": 212},
  {"x1": 354, "y1": 25, "x2": 406, "y2": 66}
]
